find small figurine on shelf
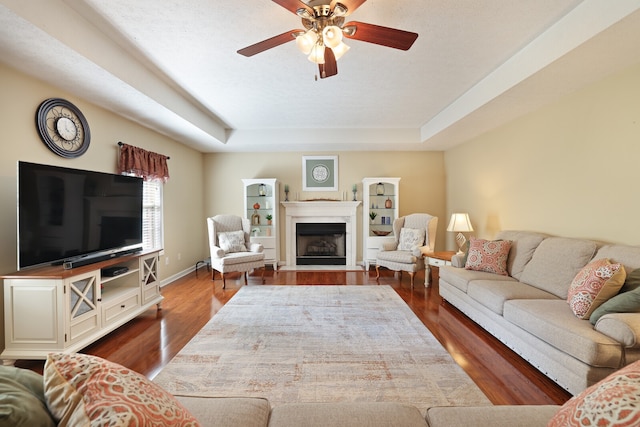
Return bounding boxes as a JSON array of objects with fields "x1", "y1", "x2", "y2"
[
  {"x1": 284, "y1": 184, "x2": 290, "y2": 201},
  {"x1": 369, "y1": 211, "x2": 377, "y2": 224},
  {"x1": 266, "y1": 214, "x2": 273, "y2": 225}
]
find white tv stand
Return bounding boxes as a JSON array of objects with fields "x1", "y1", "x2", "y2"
[{"x1": 1, "y1": 249, "x2": 162, "y2": 364}]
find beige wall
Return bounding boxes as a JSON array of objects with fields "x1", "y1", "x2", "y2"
[
  {"x1": 445, "y1": 61, "x2": 640, "y2": 246},
  {"x1": 203, "y1": 151, "x2": 447, "y2": 262},
  {"x1": 0, "y1": 63, "x2": 206, "y2": 279}
]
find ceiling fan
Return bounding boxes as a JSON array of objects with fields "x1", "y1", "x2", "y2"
[{"x1": 237, "y1": 0, "x2": 418, "y2": 79}]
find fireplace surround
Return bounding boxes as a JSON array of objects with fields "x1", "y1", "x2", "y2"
[{"x1": 282, "y1": 201, "x2": 360, "y2": 267}]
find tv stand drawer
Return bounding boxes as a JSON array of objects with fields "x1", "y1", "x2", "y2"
[{"x1": 102, "y1": 289, "x2": 141, "y2": 326}]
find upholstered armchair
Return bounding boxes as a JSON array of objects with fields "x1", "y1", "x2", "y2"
[
  {"x1": 375, "y1": 213, "x2": 438, "y2": 288},
  {"x1": 207, "y1": 215, "x2": 265, "y2": 288}
]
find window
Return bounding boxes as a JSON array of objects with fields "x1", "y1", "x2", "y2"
[{"x1": 142, "y1": 179, "x2": 163, "y2": 250}]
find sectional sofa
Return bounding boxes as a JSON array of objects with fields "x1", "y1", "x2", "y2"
[{"x1": 438, "y1": 230, "x2": 640, "y2": 395}]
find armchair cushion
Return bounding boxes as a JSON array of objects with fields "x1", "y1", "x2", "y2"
[
  {"x1": 398, "y1": 228, "x2": 425, "y2": 251},
  {"x1": 218, "y1": 231, "x2": 248, "y2": 253}
]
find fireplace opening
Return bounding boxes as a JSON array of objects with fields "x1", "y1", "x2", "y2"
[{"x1": 296, "y1": 223, "x2": 346, "y2": 265}]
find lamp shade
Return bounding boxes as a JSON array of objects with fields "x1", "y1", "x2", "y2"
[
  {"x1": 296, "y1": 29, "x2": 318, "y2": 55},
  {"x1": 447, "y1": 213, "x2": 474, "y2": 233},
  {"x1": 322, "y1": 25, "x2": 343, "y2": 48}
]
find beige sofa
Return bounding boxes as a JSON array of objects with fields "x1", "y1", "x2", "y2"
[{"x1": 438, "y1": 230, "x2": 640, "y2": 395}]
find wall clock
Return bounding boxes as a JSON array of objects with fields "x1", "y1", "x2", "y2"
[{"x1": 36, "y1": 98, "x2": 91, "y2": 158}]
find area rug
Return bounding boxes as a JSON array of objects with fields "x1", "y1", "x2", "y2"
[{"x1": 153, "y1": 285, "x2": 490, "y2": 413}]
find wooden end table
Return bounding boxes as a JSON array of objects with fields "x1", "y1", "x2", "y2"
[{"x1": 422, "y1": 251, "x2": 457, "y2": 286}]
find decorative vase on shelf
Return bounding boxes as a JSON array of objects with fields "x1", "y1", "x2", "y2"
[
  {"x1": 385, "y1": 197, "x2": 392, "y2": 208},
  {"x1": 266, "y1": 227, "x2": 272, "y2": 236},
  {"x1": 253, "y1": 202, "x2": 260, "y2": 210}
]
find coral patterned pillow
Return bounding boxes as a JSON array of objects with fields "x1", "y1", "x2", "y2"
[
  {"x1": 567, "y1": 258, "x2": 625, "y2": 319},
  {"x1": 548, "y1": 360, "x2": 640, "y2": 427},
  {"x1": 44, "y1": 353, "x2": 200, "y2": 427},
  {"x1": 464, "y1": 238, "x2": 512, "y2": 276}
]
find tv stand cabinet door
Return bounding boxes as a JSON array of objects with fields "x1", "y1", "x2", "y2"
[
  {"x1": 3, "y1": 279, "x2": 66, "y2": 354},
  {"x1": 140, "y1": 253, "x2": 160, "y2": 305},
  {"x1": 65, "y1": 271, "x2": 101, "y2": 346}
]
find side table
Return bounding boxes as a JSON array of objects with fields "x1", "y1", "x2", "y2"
[{"x1": 422, "y1": 251, "x2": 457, "y2": 286}]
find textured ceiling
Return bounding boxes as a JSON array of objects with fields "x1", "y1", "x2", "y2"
[{"x1": 1, "y1": 0, "x2": 640, "y2": 152}]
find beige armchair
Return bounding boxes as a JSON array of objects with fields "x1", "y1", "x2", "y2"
[
  {"x1": 375, "y1": 213, "x2": 438, "y2": 288},
  {"x1": 207, "y1": 215, "x2": 265, "y2": 288}
]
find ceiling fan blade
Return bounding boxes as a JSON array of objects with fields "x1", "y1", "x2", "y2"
[
  {"x1": 343, "y1": 21, "x2": 418, "y2": 50},
  {"x1": 331, "y1": 0, "x2": 366, "y2": 16},
  {"x1": 237, "y1": 29, "x2": 303, "y2": 57},
  {"x1": 272, "y1": 0, "x2": 313, "y2": 16},
  {"x1": 319, "y1": 47, "x2": 338, "y2": 79}
]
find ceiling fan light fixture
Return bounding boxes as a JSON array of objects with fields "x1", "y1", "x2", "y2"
[
  {"x1": 322, "y1": 25, "x2": 343, "y2": 49},
  {"x1": 296, "y1": 29, "x2": 318, "y2": 54},
  {"x1": 331, "y1": 41, "x2": 350, "y2": 60},
  {"x1": 296, "y1": 8, "x2": 313, "y2": 20},
  {"x1": 333, "y1": 3, "x2": 348, "y2": 17},
  {"x1": 308, "y1": 43, "x2": 325, "y2": 64}
]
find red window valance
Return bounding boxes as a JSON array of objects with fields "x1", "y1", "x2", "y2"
[{"x1": 117, "y1": 142, "x2": 170, "y2": 182}]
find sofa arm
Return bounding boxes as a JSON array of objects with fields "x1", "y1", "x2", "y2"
[
  {"x1": 249, "y1": 242, "x2": 264, "y2": 253},
  {"x1": 595, "y1": 313, "x2": 640, "y2": 348},
  {"x1": 210, "y1": 245, "x2": 225, "y2": 258},
  {"x1": 451, "y1": 253, "x2": 466, "y2": 268},
  {"x1": 425, "y1": 405, "x2": 560, "y2": 427}
]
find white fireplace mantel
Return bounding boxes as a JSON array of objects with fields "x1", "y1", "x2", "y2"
[{"x1": 281, "y1": 201, "x2": 361, "y2": 267}]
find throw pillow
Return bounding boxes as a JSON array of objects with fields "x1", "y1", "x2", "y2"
[
  {"x1": 398, "y1": 228, "x2": 425, "y2": 251},
  {"x1": 567, "y1": 258, "x2": 625, "y2": 319},
  {"x1": 590, "y1": 286, "x2": 640, "y2": 324},
  {"x1": 0, "y1": 365, "x2": 55, "y2": 427},
  {"x1": 464, "y1": 238, "x2": 512, "y2": 276},
  {"x1": 217, "y1": 230, "x2": 247, "y2": 253},
  {"x1": 43, "y1": 353, "x2": 200, "y2": 427},
  {"x1": 620, "y1": 268, "x2": 640, "y2": 293},
  {"x1": 548, "y1": 360, "x2": 640, "y2": 426}
]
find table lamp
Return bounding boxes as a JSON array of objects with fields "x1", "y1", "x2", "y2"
[{"x1": 447, "y1": 213, "x2": 474, "y2": 254}]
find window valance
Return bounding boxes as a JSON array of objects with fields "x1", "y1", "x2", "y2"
[{"x1": 117, "y1": 142, "x2": 170, "y2": 182}]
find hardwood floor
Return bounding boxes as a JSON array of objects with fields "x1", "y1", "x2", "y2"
[{"x1": 16, "y1": 266, "x2": 572, "y2": 405}]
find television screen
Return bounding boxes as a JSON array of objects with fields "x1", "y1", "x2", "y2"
[{"x1": 18, "y1": 161, "x2": 143, "y2": 269}]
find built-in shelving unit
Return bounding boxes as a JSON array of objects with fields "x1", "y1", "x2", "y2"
[
  {"x1": 242, "y1": 178, "x2": 279, "y2": 269},
  {"x1": 1, "y1": 250, "x2": 162, "y2": 363},
  {"x1": 362, "y1": 177, "x2": 400, "y2": 270}
]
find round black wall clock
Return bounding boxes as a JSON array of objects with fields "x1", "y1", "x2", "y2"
[{"x1": 36, "y1": 98, "x2": 91, "y2": 158}]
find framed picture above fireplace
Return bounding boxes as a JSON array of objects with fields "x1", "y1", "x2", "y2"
[{"x1": 302, "y1": 155, "x2": 338, "y2": 191}]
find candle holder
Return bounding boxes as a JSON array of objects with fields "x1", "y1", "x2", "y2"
[{"x1": 352, "y1": 190, "x2": 357, "y2": 201}]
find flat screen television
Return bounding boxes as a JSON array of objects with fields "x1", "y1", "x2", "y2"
[{"x1": 18, "y1": 161, "x2": 144, "y2": 270}]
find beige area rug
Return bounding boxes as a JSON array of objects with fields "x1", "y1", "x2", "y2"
[{"x1": 154, "y1": 285, "x2": 490, "y2": 413}]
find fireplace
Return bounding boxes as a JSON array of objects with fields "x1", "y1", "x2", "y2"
[
  {"x1": 281, "y1": 201, "x2": 361, "y2": 267},
  {"x1": 296, "y1": 223, "x2": 346, "y2": 265}
]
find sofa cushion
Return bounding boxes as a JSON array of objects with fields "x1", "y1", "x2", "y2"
[
  {"x1": 567, "y1": 258, "x2": 625, "y2": 319},
  {"x1": 269, "y1": 402, "x2": 428, "y2": 427},
  {"x1": 593, "y1": 245, "x2": 640, "y2": 279},
  {"x1": 0, "y1": 365, "x2": 55, "y2": 427},
  {"x1": 590, "y1": 286, "x2": 640, "y2": 325},
  {"x1": 548, "y1": 360, "x2": 640, "y2": 427},
  {"x1": 467, "y1": 280, "x2": 558, "y2": 315},
  {"x1": 43, "y1": 353, "x2": 200, "y2": 427},
  {"x1": 503, "y1": 299, "x2": 622, "y2": 368},
  {"x1": 465, "y1": 238, "x2": 512, "y2": 275},
  {"x1": 439, "y1": 266, "x2": 516, "y2": 294},
  {"x1": 426, "y1": 405, "x2": 560, "y2": 427},
  {"x1": 519, "y1": 237, "x2": 597, "y2": 299},
  {"x1": 495, "y1": 230, "x2": 546, "y2": 280},
  {"x1": 174, "y1": 396, "x2": 270, "y2": 427}
]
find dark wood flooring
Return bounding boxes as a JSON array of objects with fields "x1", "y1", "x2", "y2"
[{"x1": 17, "y1": 266, "x2": 572, "y2": 405}]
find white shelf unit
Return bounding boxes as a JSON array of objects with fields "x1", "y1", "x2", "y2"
[
  {"x1": 1, "y1": 250, "x2": 162, "y2": 363},
  {"x1": 362, "y1": 177, "x2": 400, "y2": 270},
  {"x1": 242, "y1": 178, "x2": 279, "y2": 269}
]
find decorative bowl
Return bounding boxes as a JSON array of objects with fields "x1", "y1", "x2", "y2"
[{"x1": 372, "y1": 230, "x2": 391, "y2": 236}]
